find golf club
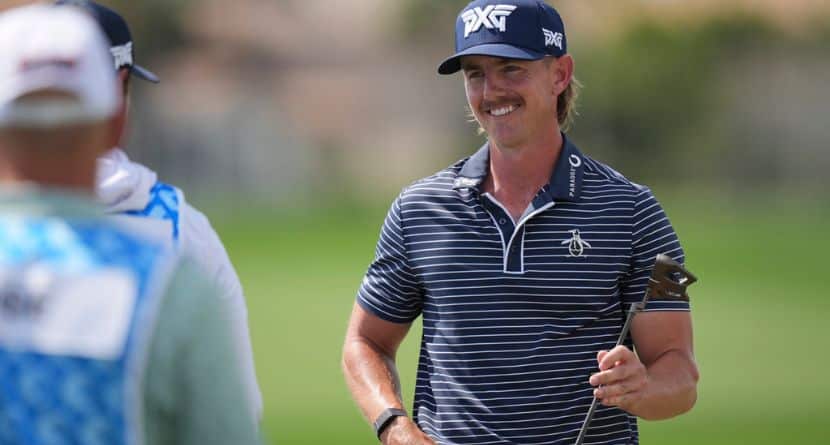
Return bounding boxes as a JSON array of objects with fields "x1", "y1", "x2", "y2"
[{"x1": 574, "y1": 254, "x2": 698, "y2": 445}]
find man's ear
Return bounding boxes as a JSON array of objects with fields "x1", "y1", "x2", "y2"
[
  {"x1": 118, "y1": 68, "x2": 131, "y2": 97},
  {"x1": 551, "y1": 55, "x2": 574, "y2": 96},
  {"x1": 107, "y1": 70, "x2": 130, "y2": 149}
]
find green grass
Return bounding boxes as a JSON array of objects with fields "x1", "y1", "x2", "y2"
[{"x1": 212, "y1": 196, "x2": 830, "y2": 444}]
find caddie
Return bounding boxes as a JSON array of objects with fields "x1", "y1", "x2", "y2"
[
  {"x1": 53, "y1": 0, "x2": 263, "y2": 420},
  {"x1": 343, "y1": 1, "x2": 699, "y2": 444},
  {"x1": 0, "y1": 4, "x2": 260, "y2": 444}
]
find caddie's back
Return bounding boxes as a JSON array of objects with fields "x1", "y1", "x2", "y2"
[
  {"x1": 0, "y1": 7, "x2": 260, "y2": 444},
  {"x1": 0, "y1": 5, "x2": 172, "y2": 445},
  {"x1": 0, "y1": 202, "x2": 178, "y2": 444}
]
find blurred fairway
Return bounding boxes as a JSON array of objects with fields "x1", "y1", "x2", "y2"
[{"x1": 212, "y1": 192, "x2": 829, "y2": 444}]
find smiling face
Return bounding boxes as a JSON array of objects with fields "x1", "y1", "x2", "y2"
[{"x1": 461, "y1": 54, "x2": 572, "y2": 150}]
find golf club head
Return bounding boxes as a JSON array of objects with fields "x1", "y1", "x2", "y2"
[{"x1": 647, "y1": 254, "x2": 698, "y2": 301}]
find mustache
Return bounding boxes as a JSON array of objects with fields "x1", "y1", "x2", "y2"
[{"x1": 480, "y1": 97, "x2": 522, "y2": 110}]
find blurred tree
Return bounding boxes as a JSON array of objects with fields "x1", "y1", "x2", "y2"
[
  {"x1": 570, "y1": 14, "x2": 781, "y2": 184},
  {"x1": 395, "y1": 0, "x2": 467, "y2": 45}
]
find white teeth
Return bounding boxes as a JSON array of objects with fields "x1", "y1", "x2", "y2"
[{"x1": 490, "y1": 105, "x2": 516, "y2": 117}]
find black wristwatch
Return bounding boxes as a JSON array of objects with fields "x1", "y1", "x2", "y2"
[{"x1": 373, "y1": 408, "x2": 407, "y2": 439}]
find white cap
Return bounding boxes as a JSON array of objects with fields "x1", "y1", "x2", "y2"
[{"x1": 0, "y1": 4, "x2": 119, "y2": 128}]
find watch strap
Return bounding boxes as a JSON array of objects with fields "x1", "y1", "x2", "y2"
[{"x1": 373, "y1": 407, "x2": 407, "y2": 439}]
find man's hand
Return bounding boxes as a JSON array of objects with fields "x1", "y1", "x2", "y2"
[
  {"x1": 589, "y1": 345, "x2": 648, "y2": 412},
  {"x1": 380, "y1": 417, "x2": 437, "y2": 445}
]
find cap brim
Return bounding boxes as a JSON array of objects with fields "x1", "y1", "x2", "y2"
[
  {"x1": 130, "y1": 64, "x2": 159, "y2": 83},
  {"x1": 437, "y1": 44, "x2": 546, "y2": 75}
]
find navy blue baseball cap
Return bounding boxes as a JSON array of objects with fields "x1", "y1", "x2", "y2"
[
  {"x1": 438, "y1": 0, "x2": 567, "y2": 75},
  {"x1": 55, "y1": 0, "x2": 159, "y2": 83}
]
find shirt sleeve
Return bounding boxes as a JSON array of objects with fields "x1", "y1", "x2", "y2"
[
  {"x1": 178, "y1": 200, "x2": 262, "y2": 419},
  {"x1": 356, "y1": 194, "x2": 424, "y2": 323},
  {"x1": 619, "y1": 187, "x2": 690, "y2": 312},
  {"x1": 143, "y1": 260, "x2": 261, "y2": 445}
]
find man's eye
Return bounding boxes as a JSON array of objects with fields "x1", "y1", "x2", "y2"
[{"x1": 466, "y1": 71, "x2": 483, "y2": 79}]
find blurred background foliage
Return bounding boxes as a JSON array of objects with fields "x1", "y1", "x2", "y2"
[
  {"x1": 573, "y1": 14, "x2": 829, "y2": 190},
  {"x1": 88, "y1": 0, "x2": 830, "y2": 443},
  {"x1": 109, "y1": 0, "x2": 830, "y2": 206}
]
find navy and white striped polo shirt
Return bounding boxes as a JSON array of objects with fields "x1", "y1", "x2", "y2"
[{"x1": 357, "y1": 136, "x2": 688, "y2": 445}]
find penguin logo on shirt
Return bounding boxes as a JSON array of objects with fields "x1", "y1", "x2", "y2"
[{"x1": 562, "y1": 229, "x2": 591, "y2": 257}]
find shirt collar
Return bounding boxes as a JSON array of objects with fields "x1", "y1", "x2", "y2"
[
  {"x1": 548, "y1": 135, "x2": 585, "y2": 202},
  {"x1": 453, "y1": 142, "x2": 490, "y2": 190},
  {"x1": 452, "y1": 134, "x2": 585, "y2": 202}
]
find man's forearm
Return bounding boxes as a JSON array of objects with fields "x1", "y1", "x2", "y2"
[
  {"x1": 342, "y1": 337, "x2": 407, "y2": 424},
  {"x1": 343, "y1": 306, "x2": 435, "y2": 445},
  {"x1": 631, "y1": 349, "x2": 699, "y2": 420}
]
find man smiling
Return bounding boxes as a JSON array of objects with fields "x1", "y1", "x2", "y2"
[{"x1": 343, "y1": 1, "x2": 699, "y2": 444}]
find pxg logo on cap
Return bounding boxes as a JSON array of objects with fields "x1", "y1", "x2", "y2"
[
  {"x1": 461, "y1": 4, "x2": 517, "y2": 37},
  {"x1": 438, "y1": 0, "x2": 567, "y2": 75}
]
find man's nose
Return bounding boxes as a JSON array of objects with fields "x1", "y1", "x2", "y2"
[{"x1": 481, "y1": 72, "x2": 506, "y2": 100}]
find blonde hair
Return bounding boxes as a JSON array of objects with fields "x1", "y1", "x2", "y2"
[{"x1": 558, "y1": 76, "x2": 581, "y2": 132}]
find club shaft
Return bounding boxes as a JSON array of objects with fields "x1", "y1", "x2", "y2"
[
  {"x1": 615, "y1": 303, "x2": 640, "y2": 345},
  {"x1": 574, "y1": 397, "x2": 600, "y2": 445},
  {"x1": 574, "y1": 300, "x2": 644, "y2": 445}
]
